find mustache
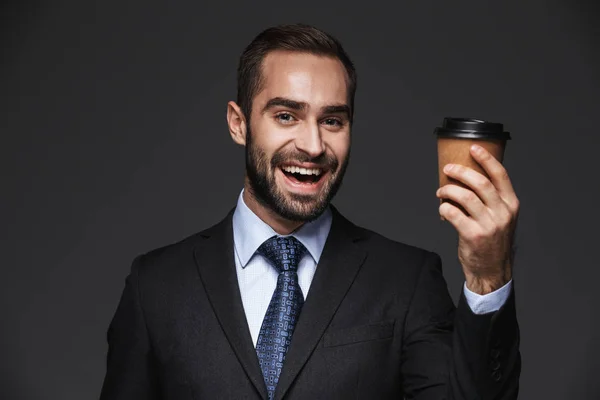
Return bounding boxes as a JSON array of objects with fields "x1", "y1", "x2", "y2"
[{"x1": 270, "y1": 151, "x2": 339, "y2": 171}]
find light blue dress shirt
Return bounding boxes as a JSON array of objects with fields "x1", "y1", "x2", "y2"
[{"x1": 232, "y1": 189, "x2": 512, "y2": 347}]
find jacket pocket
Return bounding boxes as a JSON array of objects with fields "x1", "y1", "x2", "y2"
[{"x1": 323, "y1": 320, "x2": 395, "y2": 348}]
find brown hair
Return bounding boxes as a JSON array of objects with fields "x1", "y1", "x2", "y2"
[{"x1": 237, "y1": 23, "x2": 357, "y2": 123}]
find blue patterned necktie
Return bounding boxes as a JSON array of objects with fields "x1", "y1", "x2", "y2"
[{"x1": 255, "y1": 235, "x2": 308, "y2": 400}]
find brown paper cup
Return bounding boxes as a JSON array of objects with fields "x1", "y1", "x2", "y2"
[
  {"x1": 434, "y1": 118, "x2": 511, "y2": 220},
  {"x1": 437, "y1": 138, "x2": 506, "y2": 217}
]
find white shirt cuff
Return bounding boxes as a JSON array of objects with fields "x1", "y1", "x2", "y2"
[{"x1": 463, "y1": 279, "x2": 512, "y2": 315}]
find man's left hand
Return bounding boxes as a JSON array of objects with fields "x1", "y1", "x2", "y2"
[{"x1": 436, "y1": 144, "x2": 520, "y2": 295}]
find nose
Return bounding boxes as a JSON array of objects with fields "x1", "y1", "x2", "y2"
[{"x1": 295, "y1": 121, "x2": 325, "y2": 159}]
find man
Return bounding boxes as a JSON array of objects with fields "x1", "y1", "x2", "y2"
[{"x1": 100, "y1": 24, "x2": 520, "y2": 399}]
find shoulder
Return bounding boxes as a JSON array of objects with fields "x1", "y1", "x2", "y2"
[
  {"x1": 340, "y1": 215, "x2": 446, "y2": 297},
  {"x1": 136, "y1": 231, "x2": 204, "y2": 266},
  {"x1": 353, "y1": 222, "x2": 440, "y2": 266},
  {"x1": 130, "y1": 210, "x2": 232, "y2": 276},
  {"x1": 333, "y1": 205, "x2": 438, "y2": 264},
  {"x1": 331, "y1": 205, "x2": 442, "y2": 269},
  {"x1": 335, "y1": 210, "x2": 443, "y2": 283}
]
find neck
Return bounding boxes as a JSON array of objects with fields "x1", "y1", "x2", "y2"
[{"x1": 243, "y1": 180, "x2": 304, "y2": 235}]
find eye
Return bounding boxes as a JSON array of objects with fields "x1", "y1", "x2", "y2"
[
  {"x1": 322, "y1": 118, "x2": 343, "y2": 127},
  {"x1": 275, "y1": 112, "x2": 296, "y2": 124}
]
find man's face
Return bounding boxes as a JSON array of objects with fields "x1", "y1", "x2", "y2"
[{"x1": 245, "y1": 50, "x2": 351, "y2": 222}]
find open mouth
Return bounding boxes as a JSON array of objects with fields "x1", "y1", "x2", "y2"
[{"x1": 279, "y1": 165, "x2": 326, "y2": 185}]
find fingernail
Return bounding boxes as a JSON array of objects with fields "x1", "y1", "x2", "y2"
[
  {"x1": 444, "y1": 164, "x2": 453, "y2": 173},
  {"x1": 472, "y1": 145, "x2": 482, "y2": 153}
]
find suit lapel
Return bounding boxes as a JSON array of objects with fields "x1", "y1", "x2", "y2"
[
  {"x1": 274, "y1": 206, "x2": 368, "y2": 400},
  {"x1": 193, "y1": 208, "x2": 268, "y2": 400}
]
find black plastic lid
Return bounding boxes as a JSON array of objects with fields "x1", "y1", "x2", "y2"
[{"x1": 434, "y1": 117, "x2": 511, "y2": 140}]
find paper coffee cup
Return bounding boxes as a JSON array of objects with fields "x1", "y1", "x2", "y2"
[{"x1": 434, "y1": 118, "x2": 511, "y2": 219}]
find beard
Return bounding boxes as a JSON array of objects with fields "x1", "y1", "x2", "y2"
[{"x1": 245, "y1": 128, "x2": 350, "y2": 222}]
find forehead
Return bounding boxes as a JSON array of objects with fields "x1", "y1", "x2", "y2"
[{"x1": 256, "y1": 50, "x2": 349, "y2": 108}]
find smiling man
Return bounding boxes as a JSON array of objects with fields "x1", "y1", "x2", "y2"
[
  {"x1": 100, "y1": 24, "x2": 521, "y2": 400},
  {"x1": 232, "y1": 49, "x2": 352, "y2": 230}
]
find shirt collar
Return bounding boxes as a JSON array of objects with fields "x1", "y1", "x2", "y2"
[{"x1": 232, "y1": 189, "x2": 332, "y2": 268}]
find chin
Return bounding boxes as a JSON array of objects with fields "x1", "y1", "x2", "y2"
[{"x1": 276, "y1": 191, "x2": 329, "y2": 222}]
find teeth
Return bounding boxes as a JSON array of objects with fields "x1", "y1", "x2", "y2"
[{"x1": 282, "y1": 165, "x2": 322, "y2": 175}]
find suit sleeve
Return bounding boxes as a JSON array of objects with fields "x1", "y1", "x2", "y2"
[
  {"x1": 400, "y1": 251, "x2": 521, "y2": 399},
  {"x1": 100, "y1": 255, "x2": 160, "y2": 400}
]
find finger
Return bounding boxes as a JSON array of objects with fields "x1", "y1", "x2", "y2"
[
  {"x1": 470, "y1": 145, "x2": 519, "y2": 209},
  {"x1": 439, "y1": 200, "x2": 478, "y2": 233},
  {"x1": 443, "y1": 163, "x2": 504, "y2": 210},
  {"x1": 437, "y1": 184, "x2": 491, "y2": 224}
]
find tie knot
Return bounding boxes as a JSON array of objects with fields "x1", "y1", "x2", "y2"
[{"x1": 256, "y1": 235, "x2": 307, "y2": 274}]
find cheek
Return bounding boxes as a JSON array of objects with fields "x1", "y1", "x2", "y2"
[
  {"x1": 250, "y1": 121, "x2": 294, "y2": 155},
  {"x1": 328, "y1": 134, "x2": 351, "y2": 160}
]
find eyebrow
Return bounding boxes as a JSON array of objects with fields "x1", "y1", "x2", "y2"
[
  {"x1": 321, "y1": 104, "x2": 350, "y2": 117},
  {"x1": 261, "y1": 97, "x2": 350, "y2": 118},
  {"x1": 262, "y1": 97, "x2": 307, "y2": 113}
]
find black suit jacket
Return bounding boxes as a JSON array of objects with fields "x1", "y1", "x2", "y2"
[{"x1": 100, "y1": 206, "x2": 520, "y2": 399}]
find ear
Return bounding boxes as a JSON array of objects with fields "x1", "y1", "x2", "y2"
[{"x1": 227, "y1": 101, "x2": 248, "y2": 146}]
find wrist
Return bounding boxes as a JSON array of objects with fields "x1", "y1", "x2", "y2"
[{"x1": 465, "y1": 271, "x2": 512, "y2": 295}]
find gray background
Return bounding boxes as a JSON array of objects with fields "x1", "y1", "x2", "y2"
[{"x1": 2, "y1": 0, "x2": 598, "y2": 399}]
